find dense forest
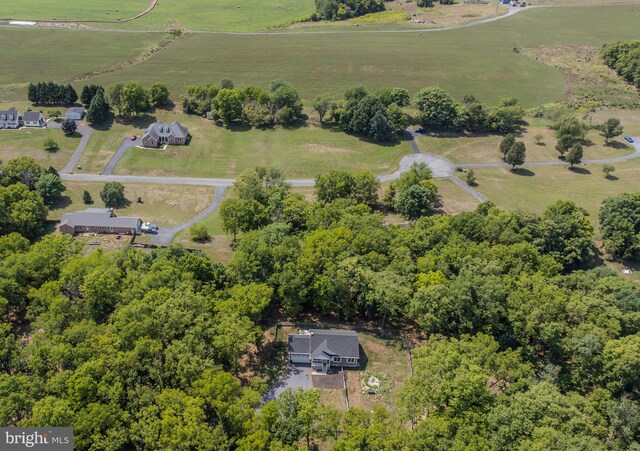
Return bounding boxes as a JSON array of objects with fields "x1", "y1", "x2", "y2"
[{"x1": 2, "y1": 161, "x2": 640, "y2": 449}]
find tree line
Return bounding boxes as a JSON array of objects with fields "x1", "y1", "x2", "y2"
[
  {"x1": 312, "y1": 0, "x2": 385, "y2": 21},
  {"x1": 27, "y1": 81, "x2": 171, "y2": 125},
  {"x1": 182, "y1": 80, "x2": 304, "y2": 127},
  {"x1": 27, "y1": 82, "x2": 78, "y2": 106}
]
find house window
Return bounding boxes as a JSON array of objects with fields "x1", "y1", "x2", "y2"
[
  {"x1": 346, "y1": 358, "x2": 356, "y2": 364},
  {"x1": 332, "y1": 356, "x2": 341, "y2": 363},
  {"x1": 312, "y1": 359, "x2": 323, "y2": 363}
]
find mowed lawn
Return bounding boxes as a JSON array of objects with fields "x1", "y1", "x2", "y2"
[
  {"x1": 472, "y1": 158, "x2": 640, "y2": 219},
  {"x1": 75, "y1": 5, "x2": 640, "y2": 107},
  {"x1": 49, "y1": 180, "x2": 216, "y2": 227},
  {"x1": 108, "y1": 111, "x2": 411, "y2": 179},
  {"x1": 416, "y1": 126, "x2": 635, "y2": 164},
  {"x1": 0, "y1": 126, "x2": 80, "y2": 170}
]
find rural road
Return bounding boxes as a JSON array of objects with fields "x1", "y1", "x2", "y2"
[{"x1": 59, "y1": 128, "x2": 639, "y2": 245}]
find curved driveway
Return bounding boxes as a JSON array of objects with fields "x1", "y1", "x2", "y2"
[
  {"x1": 58, "y1": 125, "x2": 640, "y2": 245},
  {"x1": 103, "y1": 138, "x2": 138, "y2": 175},
  {"x1": 47, "y1": 120, "x2": 93, "y2": 174}
]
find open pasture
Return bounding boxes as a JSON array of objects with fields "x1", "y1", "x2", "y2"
[
  {"x1": 104, "y1": 110, "x2": 411, "y2": 179},
  {"x1": 472, "y1": 158, "x2": 640, "y2": 219},
  {"x1": 49, "y1": 180, "x2": 216, "y2": 227},
  {"x1": 416, "y1": 126, "x2": 635, "y2": 165},
  {"x1": 0, "y1": 126, "x2": 80, "y2": 170}
]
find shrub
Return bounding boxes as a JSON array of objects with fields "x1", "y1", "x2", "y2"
[{"x1": 189, "y1": 223, "x2": 211, "y2": 242}]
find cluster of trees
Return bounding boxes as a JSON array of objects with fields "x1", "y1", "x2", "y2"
[
  {"x1": 414, "y1": 89, "x2": 526, "y2": 133},
  {"x1": 27, "y1": 82, "x2": 78, "y2": 106},
  {"x1": 2, "y1": 161, "x2": 640, "y2": 447},
  {"x1": 602, "y1": 40, "x2": 640, "y2": 88},
  {"x1": 312, "y1": 0, "x2": 385, "y2": 21},
  {"x1": 0, "y1": 157, "x2": 65, "y2": 239},
  {"x1": 330, "y1": 87, "x2": 408, "y2": 142},
  {"x1": 105, "y1": 81, "x2": 171, "y2": 117},
  {"x1": 80, "y1": 85, "x2": 110, "y2": 125},
  {"x1": 183, "y1": 80, "x2": 304, "y2": 127}
]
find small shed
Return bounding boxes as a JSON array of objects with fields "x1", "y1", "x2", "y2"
[{"x1": 65, "y1": 107, "x2": 85, "y2": 121}]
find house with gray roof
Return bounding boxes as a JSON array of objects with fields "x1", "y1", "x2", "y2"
[
  {"x1": 288, "y1": 329, "x2": 360, "y2": 373},
  {"x1": 141, "y1": 121, "x2": 189, "y2": 148},
  {"x1": 0, "y1": 109, "x2": 20, "y2": 129},
  {"x1": 60, "y1": 208, "x2": 141, "y2": 236},
  {"x1": 65, "y1": 107, "x2": 85, "y2": 121},
  {"x1": 23, "y1": 111, "x2": 45, "y2": 128}
]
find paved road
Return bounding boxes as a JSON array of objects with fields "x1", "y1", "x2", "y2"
[
  {"x1": 151, "y1": 185, "x2": 226, "y2": 245},
  {"x1": 103, "y1": 138, "x2": 138, "y2": 175},
  {"x1": 48, "y1": 120, "x2": 94, "y2": 174},
  {"x1": 57, "y1": 121, "x2": 640, "y2": 247}
]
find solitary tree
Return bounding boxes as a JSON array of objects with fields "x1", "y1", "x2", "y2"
[
  {"x1": 313, "y1": 96, "x2": 332, "y2": 124},
  {"x1": 499, "y1": 134, "x2": 516, "y2": 159},
  {"x1": 534, "y1": 133, "x2": 544, "y2": 145},
  {"x1": 35, "y1": 172, "x2": 65, "y2": 206},
  {"x1": 61, "y1": 120, "x2": 77, "y2": 136},
  {"x1": 555, "y1": 134, "x2": 575, "y2": 158},
  {"x1": 601, "y1": 118, "x2": 624, "y2": 144},
  {"x1": 566, "y1": 143, "x2": 584, "y2": 169},
  {"x1": 100, "y1": 181, "x2": 126, "y2": 207},
  {"x1": 43, "y1": 138, "x2": 59, "y2": 152},
  {"x1": 220, "y1": 79, "x2": 234, "y2": 89},
  {"x1": 505, "y1": 141, "x2": 526, "y2": 170},
  {"x1": 465, "y1": 169, "x2": 477, "y2": 186},
  {"x1": 82, "y1": 190, "x2": 93, "y2": 204},
  {"x1": 603, "y1": 164, "x2": 616, "y2": 179}
]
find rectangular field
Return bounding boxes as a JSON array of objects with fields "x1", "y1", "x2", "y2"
[
  {"x1": 49, "y1": 181, "x2": 216, "y2": 227},
  {"x1": 87, "y1": 110, "x2": 412, "y2": 179},
  {"x1": 0, "y1": 126, "x2": 81, "y2": 170}
]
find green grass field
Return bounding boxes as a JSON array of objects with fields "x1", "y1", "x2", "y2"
[
  {"x1": 49, "y1": 181, "x2": 216, "y2": 227},
  {"x1": 66, "y1": 5, "x2": 640, "y2": 106},
  {"x1": 472, "y1": 159, "x2": 640, "y2": 220},
  {"x1": 416, "y1": 125, "x2": 635, "y2": 164},
  {"x1": 2, "y1": 0, "x2": 315, "y2": 32},
  {"x1": 0, "y1": 28, "x2": 157, "y2": 92},
  {"x1": 1, "y1": 6, "x2": 639, "y2": 106},
  {"x1": 1, "y1": 1, "x2": 148, "y2": 22},
  {"x1": 0, "y1": 126, "x2": 80, "y2": 170},
  {"x1": 77, "y1": 109, "x2": 411, "y2": 178}
]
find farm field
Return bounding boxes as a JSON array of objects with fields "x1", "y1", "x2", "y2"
[
  {"x1": 55, "y1": 5, "x2": 639, "y2": 107},
  {"x1": 108, "y1": 111, "x2": 411, "y2": 179},
  {"x1": 416, "y1": 126, "x2": 635, "y2": 165},
  {"x1": 0, "y1": 126, "x2": 80, "y2": 170},
  {"x1": 48, "y1": 181, "x2": 216, "y2": 227},
  {"x1": 2, "y1": 0, "x2": 315, "y2": 32},
  {"x1": 1, "y1": 1, "x2": 148, "y2": 22},
  {"x1": 0, "y1": 28, "x2": 157, "y2": 92},
  {"x1": 0, "y1": 6, "x2": 637, "y2": 106},
  {"x1": 471, "y1": 158, "x2": 640, "y2": 219}
]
